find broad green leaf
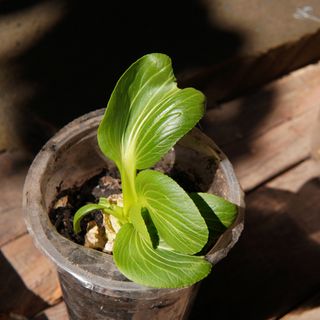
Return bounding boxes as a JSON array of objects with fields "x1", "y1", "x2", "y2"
[
  {"x1": 73, "y1": 204, "x2": 106, "y2": 234},
  {"x1": 97, "y1": 53, "x2": 205, "y2": 170},
  {"x1": 113, "y1": 223, "x2": 212, "y2": 288},
  {"x1": 136, "y1": 170, "x2": 208, "y2": 254},
  {"x1": 190, "y1": 193, "x2": 238, "y2": 229},
  {"x1": 129, "y1": 204, "x2": 148, "y2": 240},
  {"x1": 189, "y1": 193, "x2": 238, "y2": 254},
  {"x1": 129, "y1": 204, "x2": 159, "y2": 247}
]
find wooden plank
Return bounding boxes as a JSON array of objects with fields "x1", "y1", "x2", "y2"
[
  {"x1": 276, "y1": 161, "x2": 320, "y2": 320},
  {"x1": 224, "y1": 108, "x2": 316, "y2": 190},
  {"x1": 202, "y1": 62, "x2": 320, "y2": 191},
  {"x1": 0, "y1": 151, "x2": 65, "y2": 319},
  {"x1": 178, "y1": 1, "x2": 320, "y2": 102},
  {"x1": 267, "y1": 158, "x2": 320, "y2": 191},
  {"x1": 189, "y1": 159, "x2": 320, "y2": 320},
  {"x1": 203, "y1": 61, "x2": 320, "y2": 145},
  {"x1": 181, "y1": 29, "x2": 320, "y2": 103},
  {"x1": 0, "y1": 234, "x2": 62, "y2": 318},
  {"x1": 0, "y1": 152, "x2": 31, "y2": 246},
  {"x1": 0, "y1": 206, "x2": 27, "y2": 247},
  {"x1": 0, "y1": 151, "x2": 30, "y2": 208},
  {"x1": 33, "y1": 302, "x2": 68, "y2": 320}
]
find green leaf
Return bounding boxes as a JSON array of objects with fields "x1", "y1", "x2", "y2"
[
  {"x1": 190, "y1": 193, "x2": 238, "y2": 241},
  {"x1": 190, "y1": 193, "x2": 238, "y2": 230},
  {"x1": 97, "y1": 53, "x2": 205, "y2": 170},
  {"x1": 73, "y1": 198, "x2": 127, "y2": 234},
  {"x1": 98, "y1": 197, "x2": 111, "y2": 207},
  {"x1": 73, "y1": 204, "x2": 106, "y2": 234},
  {"x1": 189, "y1": 193, "x2": 238, "y2": 254},
  {"x1": 136, "y1": 170, "x2": 208, "y2": 254},
  {"x1": 113, "y1": 223, "x2": 212, "y2": 288},
  {"x1": 129, "y1": 204, "x2": 159, "y2": 247}
]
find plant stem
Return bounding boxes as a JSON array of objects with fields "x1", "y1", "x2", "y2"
[{"x1": 120, "y1": 163, "x2": 138, "y2": 217}]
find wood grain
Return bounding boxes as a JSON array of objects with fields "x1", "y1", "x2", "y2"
[
  {"x1": 224, "y1": 108, "x2": 317, "y2": 190},
  {"x1": 203, "y1": 61, "x2": 320, "y2": 145},
  {"x1": 202, "y1": 61, "x2": 320, "y2": 191},
  {"x1": 0, "y1": 151, "x2": 31, "y2": 246},
  {"x1": 190, "y1": 159, "x2": 320, "y2": 320},
  {"x1": 1, "y1": 234, "x2": 61, "y2": 318},
  {"x1": 180, "y1": 25, "x2": 320, "y2": 104},
  {"x1": 1, "y1": 61, "x2": 320, "y2": 318}
]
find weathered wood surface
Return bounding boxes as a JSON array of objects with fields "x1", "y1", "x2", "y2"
[
  {"x1": 190, "y1": 159, "x2": 320, "y2": 320},
  {"x1": 190, "y1": 62, "x2": 320, "y2": 319},
  {"x1": 202, "y1": 61, "x2": 320, "y2": 191},
  {"x1": 0, "y1": 151, "x2": 31, "y2": 247},
  {"x1": 1, "y1": 61, "x2": 320, "y2": 319},
  {"x1": 14, "y1": 161, "x2": 319, "y2": 320},
  {"x1": 2, "y1": 1, "x2": 320, "y2": 154},
  {"x1": 180, "y1": 1, "x2": 320, "y2": 102},
  {"x1": 0, "y1": 234, "x2": 61, "y2": 318},
  {"x1": 0, "y1": 151, "x2": 62, "y2": 318}
]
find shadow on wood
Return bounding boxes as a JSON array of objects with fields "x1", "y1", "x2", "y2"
[
  {"x1": 0, "y1": 0, "x2": 244, "y2": 153},
  {"x1": 190, "y1": 178, "x2": 320, "y2": 320},
  {"x1": 0, "y1": 251, "x2": 50, "y2": 319}
]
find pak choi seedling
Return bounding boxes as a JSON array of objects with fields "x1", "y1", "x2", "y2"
[{"x1": 73, "y1": 53, "x2": 237, "y2": 288}]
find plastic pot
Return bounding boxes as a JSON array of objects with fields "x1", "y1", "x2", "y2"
[{"x1": 23, "y1": 109, "x2": 245, "y2": 320}]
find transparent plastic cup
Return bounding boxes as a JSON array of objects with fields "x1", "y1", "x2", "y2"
[{"x1": 23, "y1": 109, "x2": 244, "y2": 320}]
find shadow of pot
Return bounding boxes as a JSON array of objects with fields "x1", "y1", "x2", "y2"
[{"x1": 23, "y1": 109, "x2": 245, "y2": 320}]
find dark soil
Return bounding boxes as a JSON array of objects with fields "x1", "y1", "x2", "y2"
[
  {"x1": 49, "y1": 168, "x2": 122, "y2": 245},
  {"x1": 49, "y1": 165, "x2": 201, "y2": 246}
]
